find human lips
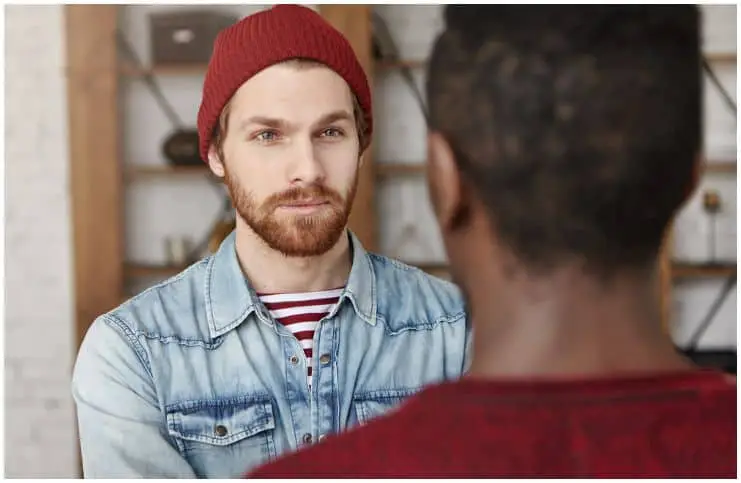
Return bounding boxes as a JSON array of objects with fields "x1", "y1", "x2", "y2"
[
  {"x1": 280, "y1": 199, "x2": 329, "y2": 208},
  {"x1": 277, "y1": 199, "x2": 330, "y2": 213}
]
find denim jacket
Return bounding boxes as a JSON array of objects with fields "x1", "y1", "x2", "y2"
[{"x1": 72, "y1": 230, "x2": 470, "y2": 478}]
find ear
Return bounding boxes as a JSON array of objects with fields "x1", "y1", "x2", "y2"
[
  {"x1": 207, "y1": 145, "x2": 226, "y2": 178},
  {"x1": 359, "y1": 149, "x2": 367, "y2": 169},
  {"x1": 427, "y1": 131, "x2": 466, "y2": 232}
]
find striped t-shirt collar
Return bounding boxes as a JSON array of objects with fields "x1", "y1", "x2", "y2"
[{"x1": 205, "y1": 230, "x2": 377, "y2": 340}]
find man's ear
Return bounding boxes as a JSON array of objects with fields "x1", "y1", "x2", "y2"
[
  {"x1": 207, "y1": 145, "x2": 225, "y2": 178},
  {"x1": 427, "y1": 131, "x2": 467, "y2": 232}
]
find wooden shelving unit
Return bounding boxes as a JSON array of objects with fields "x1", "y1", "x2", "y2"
[
  {"x1": 123, "y1": 260, "x2": 736, "y2": 286},
  {"x1": 706, "y1": 52, "x2": 737, "y2": 63},
  {"x1": 125, "y1": 262, "x2": 191, "y2": 278},
  {"x1": 704, "y1": 161, "x2": 737, "y2": 174},
  {"x1": 119, "y1": 52, "x2": 733, "y2": 77},
  {"x1": 68, "y1": 4, "x2": 738, "y2": 360},
  {"x1": 126, "y1": 162, "x2": 428, "y2": 181},
  {"x1": 124, "y1": 164, "x2": 215, "y2": 181},
  {"x1": 376, "y1": 162, "x2": 425, "y2": 177},
  {"x1": 672, "y1": 263, "x2": 736, "y2": 280}
]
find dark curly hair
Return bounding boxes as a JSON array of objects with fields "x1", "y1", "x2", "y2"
[{"x1": 427, "y1": 5, "x2": 701, "y2": 278}]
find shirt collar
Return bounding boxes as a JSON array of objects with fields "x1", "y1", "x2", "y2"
[{"x1": 205, "y1": 229, "x2": 377, "y2": 340}]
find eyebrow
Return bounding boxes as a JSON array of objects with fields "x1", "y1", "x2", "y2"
[{"x1": 238, "y1": 110, "x2": 354, "y2": 132}]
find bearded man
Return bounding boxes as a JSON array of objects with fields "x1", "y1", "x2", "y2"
[{"x1": 71, "y1": 5, "x2": 469, "y2": 478}]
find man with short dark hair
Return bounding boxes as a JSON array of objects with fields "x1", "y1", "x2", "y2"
[{"x1": 247, "y1": 5, "x2": 737, "y2": 478}]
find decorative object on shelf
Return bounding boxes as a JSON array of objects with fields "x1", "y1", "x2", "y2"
[
  {"x1": 165, "y1": 236, "x2": 192, "y2": 266},
  {"x1": 117, "y1": 30, "x2": 202, "y2": 166},
  {"x1": 671, "y1": 58, "x2": 737, "y2": 349},
  {"x1": 702, "y1": 189, "x2": 723, "y2": 263},
  {"x1": 149, "y1": 10, "x2": 237, "y2": 66},
  {"x1": 162, "y1": 130, "x2": 202, "y2": 167}
]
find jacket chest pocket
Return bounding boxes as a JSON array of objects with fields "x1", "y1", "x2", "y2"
[
  {"x1": 352, "y1": 388, "x2": 419, "y2": 427},
  {"x1": 166, "y1": 395, "x2": 277, "y2": 478}
]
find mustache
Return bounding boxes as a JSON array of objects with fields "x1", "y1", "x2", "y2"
[{"x1": 264, "y1": 184, "x2": 344, "y2": 209}]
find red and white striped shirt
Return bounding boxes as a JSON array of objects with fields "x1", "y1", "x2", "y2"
[{"x1": 258, "y1": 287, "x2": 344, "y2": 388}]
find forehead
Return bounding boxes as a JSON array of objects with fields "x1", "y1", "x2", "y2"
[{"x1": 229, "y1": 62, "x2": 355, "y2": 122}]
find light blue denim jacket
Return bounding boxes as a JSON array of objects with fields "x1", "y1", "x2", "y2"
[{"x1": 72, "y1": 230, "x2": 470, "y2": 478}]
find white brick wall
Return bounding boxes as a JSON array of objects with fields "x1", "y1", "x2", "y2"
[{"x1": 5, "y1": 5, "x2": 78, "y2": 478}]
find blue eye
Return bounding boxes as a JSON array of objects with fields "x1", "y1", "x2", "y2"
[
  {"x1": 321, "y1": 128, "x2": 344, "y2": 138},
  {"x1": 255, "y1": 130, "x2": 279, "y2": 142}
]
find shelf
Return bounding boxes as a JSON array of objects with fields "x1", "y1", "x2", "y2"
[
  {"x1": 124, "y1": 260, "x2": 450, "y2": 280},
  {"x1": 704, "y1": 52, "x2": 737, "y2": 63},
  {"x1": 118, "y1": 52, "x2": 733, "y2": 76},
  {"x1": 704, "y1": 161, "x2": 737, "y2": 174},
  {"x1": 120, "y1": 62, "x2": 207, "y2": 77},
  {"x1": 125, "y1": 164, "x2": 215, "y2": 181},
  {"x1": 125, "y1": 261, "x2": 735, "y2": 283},
  {"x1": 125, "y1": 262, "x2": 190, "y2": 278},
  {"x1": 672, "y1": 263, "x2": 736, "y2": 280},
  {"x1": 376, "y1": 162, "x2": 425, "y2": 177}
]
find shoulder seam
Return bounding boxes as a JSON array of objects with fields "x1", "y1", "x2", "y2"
[{"x1": 101, "y1": 313, "x2": 154, "y2": 378}]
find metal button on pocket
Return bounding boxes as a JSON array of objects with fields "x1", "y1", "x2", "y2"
[
  {"x1": 214, "y1": 425, "x2": 228, "y2": 437},
  {"x1": 319, "y1": 354, "x2": 331, "y2": 365},
  {"x1": 289, "y1": 355, "x2": 299, "y2": 365}
]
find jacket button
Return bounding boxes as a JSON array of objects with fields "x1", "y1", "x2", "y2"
[
  {"x1": 302, "y1": 433, "x2": 312, "y2": 444},
  {"x1": 289, "y1": 355, "x2": 299, "y2": 365},
  {"x1": 214, "y1": 425, "x2": 228, "y2": 437},
  {"x1": 319, "y1": 354, "x2": 331, "y2": 365}
]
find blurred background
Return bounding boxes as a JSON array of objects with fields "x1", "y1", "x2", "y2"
[{"x1": 4, "y1": 4, "x2": 737, "y2": 478}]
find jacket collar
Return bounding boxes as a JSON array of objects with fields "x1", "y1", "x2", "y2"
[{"x1": 205, "y1": 230, "x2": 377, "y2": 340}]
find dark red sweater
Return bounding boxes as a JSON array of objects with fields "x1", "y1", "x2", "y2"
[{"x1": 248, "y1": 370, "x2": 736, "y2": 478}]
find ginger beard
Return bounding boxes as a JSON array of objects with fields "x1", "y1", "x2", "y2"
[{"x1": 223, "y1": 166, "x2": 358, "y2": 257}]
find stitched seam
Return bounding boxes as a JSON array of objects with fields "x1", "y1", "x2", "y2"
[
  {"x1": 353, "y1": 387, "x2": 421, "y2": 401},
  {"x1": 102, "y1": 314, "x2": 154, "y2": 378},
  {"x1": 379, "y1": 310, "x2": 466, "y2": 336},
  {"x1": 165, "y1": 393, "x2": 273, "y2": 412},
  {"x1": 138, "y1": 332, "x2": 224, "y2": 349}
]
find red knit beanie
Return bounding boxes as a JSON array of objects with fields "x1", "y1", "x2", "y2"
[{"x1": 197, "y1": 4, "x2": 373, "y2": 162}]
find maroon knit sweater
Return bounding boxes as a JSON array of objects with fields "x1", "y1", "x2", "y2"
[{"x1": 247, "y1": 370, "x2": 736, "y2": 478}]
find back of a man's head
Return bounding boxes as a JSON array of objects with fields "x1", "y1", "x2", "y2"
[{"x1": 427, "y1": 6, "x2": 701, "y2": 279}]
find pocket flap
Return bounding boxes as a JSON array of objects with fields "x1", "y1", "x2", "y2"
[
  {"x1": 353, "y1": 388, "x2": 418, "y2": 425},
  {"x1": 166, "y1": 396, "x2": 276, "y2": 447}
]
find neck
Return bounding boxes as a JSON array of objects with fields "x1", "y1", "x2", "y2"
[
  {"x1": 464, "y1": 258, "x2": 693, "y2": 380},
  {"x1": 233, "y1": 220, "x2": 352, "y2": 294}
]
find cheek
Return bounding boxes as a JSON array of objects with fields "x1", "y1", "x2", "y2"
[
  {"x1": 319, "y1": 143, "x2": 360, "y2": 190},
  {"x1": 224, "y1": 143, "x2": 282, "y2": 199}
]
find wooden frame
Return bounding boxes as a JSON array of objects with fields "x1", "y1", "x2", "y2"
[
  {"x1": 66, "y1": 4, "x2": 123, "y2": 352},
  {"x1": 66, "y1": 4, "x2": 122, "y2": 477}
]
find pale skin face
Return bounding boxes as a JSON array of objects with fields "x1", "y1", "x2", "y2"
[{"x1": 207, "y1": 62, "x2": 361, "y2": 258}]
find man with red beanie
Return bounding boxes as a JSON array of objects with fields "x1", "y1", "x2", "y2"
[
  {"x1": 247, "y1": 5, "x2": 737, "y2": 479},
  {"x1": 71, "y1": 5, "x2": 468, "y2": 478}
]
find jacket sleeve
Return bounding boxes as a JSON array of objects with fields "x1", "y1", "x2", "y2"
[{"x1": 71, "y1": 314, "x2": 196, "y2": 478}]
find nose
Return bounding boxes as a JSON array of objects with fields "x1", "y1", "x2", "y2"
[{"x1": 288, "y1": 138, "x2": 326, "y2": 186}]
